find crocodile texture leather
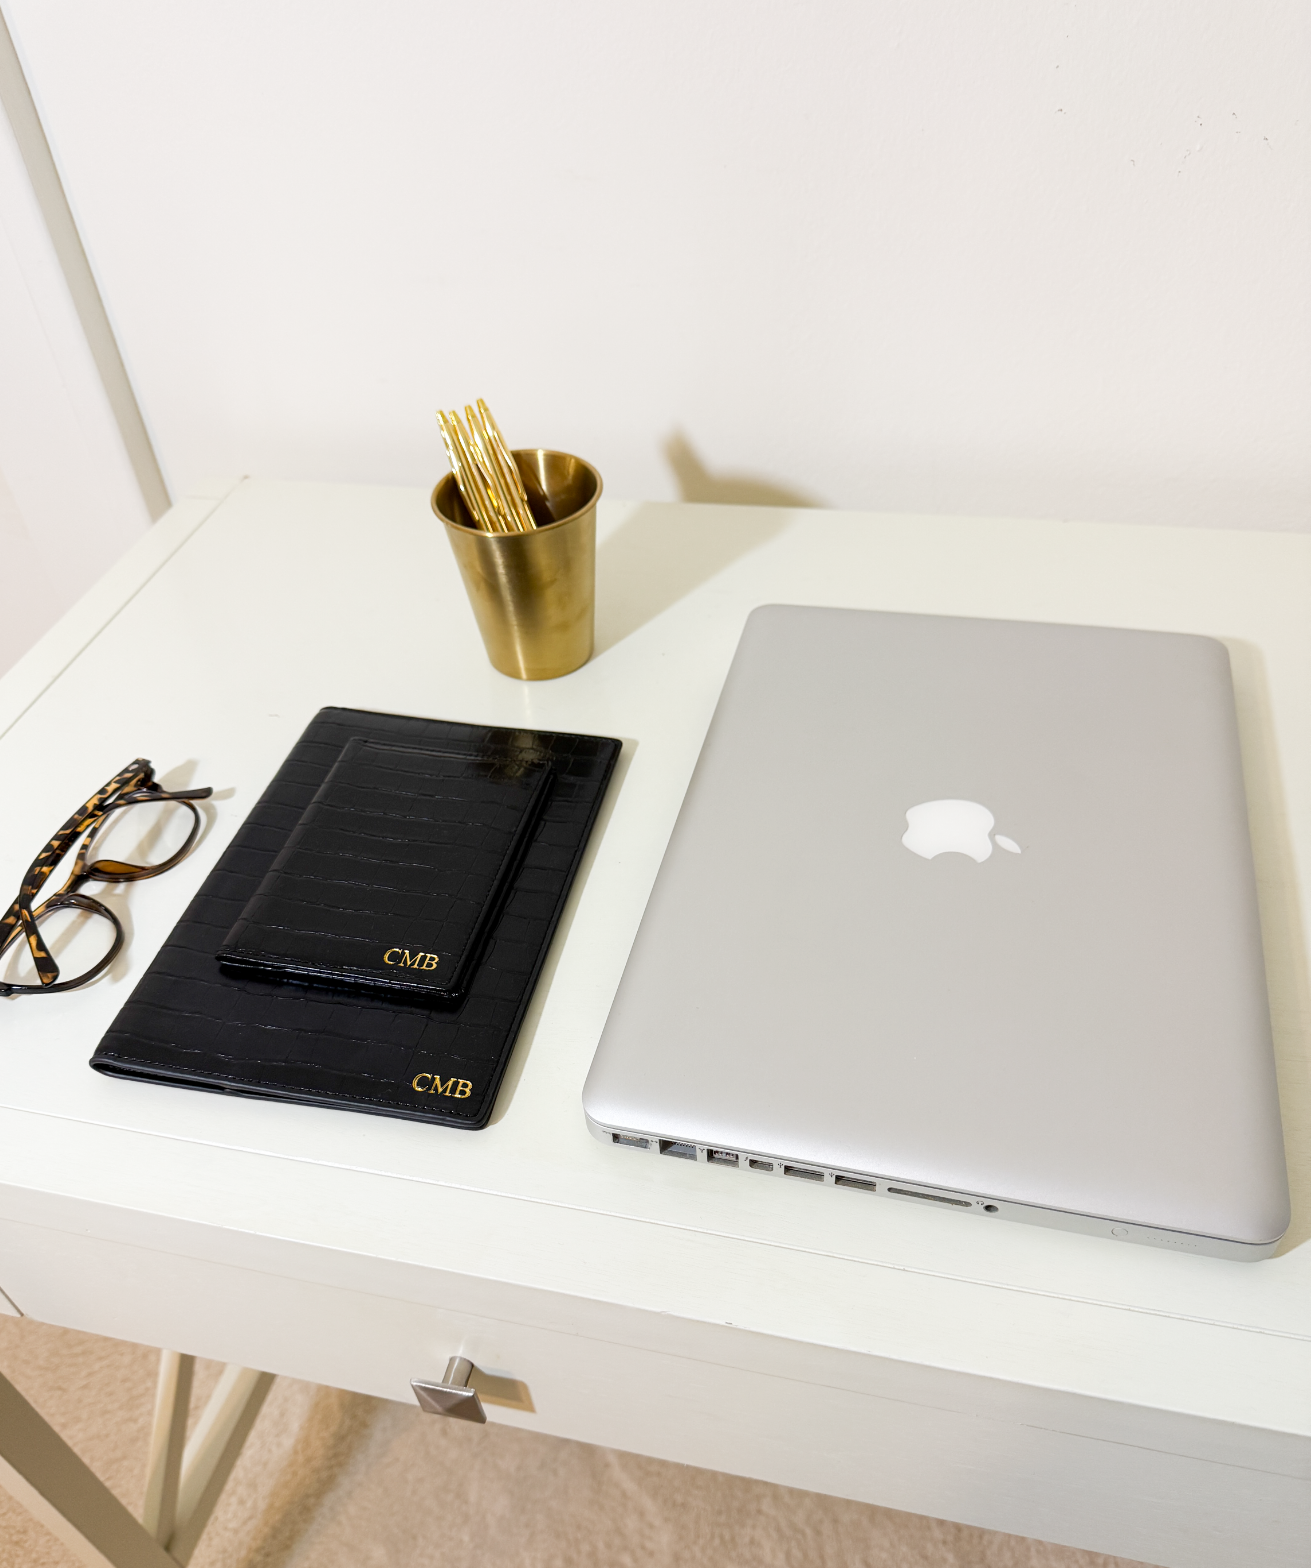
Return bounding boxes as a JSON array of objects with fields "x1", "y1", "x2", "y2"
[
  {"x1": 90, "y1": 707, "x2": 621, "y2": 1129},
  {"x1": 217, "y1": 737, "x2": 552, "y2": 999}
]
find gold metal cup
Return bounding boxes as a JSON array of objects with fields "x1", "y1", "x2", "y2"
[{"x1": 432, "y1": 449, "x2": 601, "y2": 680}]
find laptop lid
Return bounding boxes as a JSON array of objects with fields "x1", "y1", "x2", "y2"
[{"x1": 583, "y1": 605, "x2": 1288, "y2": 1252}]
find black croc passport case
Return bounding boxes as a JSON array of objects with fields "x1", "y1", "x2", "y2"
[
  {"x1": 91, "y1": 707, "x2": 621, "y2": 1128},
  {"x1": 217, "y1": 738, "x2": 552, "y2": 1000}
]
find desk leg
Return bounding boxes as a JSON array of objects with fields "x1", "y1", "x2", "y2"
[
  {"x1": 141, "y1": 1351, "x2": 195, "y2": 1545},
  {"x1": 0, "y1": 1351, "x2": 274, "y2": 1568},
  {"x1": 167, "y1": 1365, "x2": 274, "y2": 1565},
  {"x1": 0, "y1": 1367, "x2": 176, "y2": 1568}
]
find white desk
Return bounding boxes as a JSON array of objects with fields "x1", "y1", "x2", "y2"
[{"x1": 1, "y1": 480, "x2": 1308, "y2": 1568}]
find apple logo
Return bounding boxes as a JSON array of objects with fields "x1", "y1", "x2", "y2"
[{"x1": 902, "y1": 800, "x2": 1022, "y2": 863}]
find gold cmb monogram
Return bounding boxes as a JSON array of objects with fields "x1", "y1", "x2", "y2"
[
  {"x1": 412, "y1": 1073, "x2": 473, "y2": 1098},
  {"x1": 384, "y1": 948, "x2": 439, "y2": 970}
]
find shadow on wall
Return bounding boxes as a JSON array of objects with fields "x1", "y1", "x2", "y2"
[{"x1": 663, "y1": 431, "x2": 819, "y2": 508}]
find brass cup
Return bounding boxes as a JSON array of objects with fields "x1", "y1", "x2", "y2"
[{"x1": 432, "y1": 449, "x2": 601, "y2": 681}]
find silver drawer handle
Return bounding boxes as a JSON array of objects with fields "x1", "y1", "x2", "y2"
[{"x1": 412, "y1": 1357, "x2": 486, "y2": 1424}]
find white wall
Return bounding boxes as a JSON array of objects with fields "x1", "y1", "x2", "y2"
[
  {"x1": 4, "y1": 0, "x2": 1309, "y2": 533},
  {"x1": 0, "y1": 85, "x2": 150, "y2": 675}
]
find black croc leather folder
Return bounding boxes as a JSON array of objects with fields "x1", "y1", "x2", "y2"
[
  {"x1": 90, "y1": 707, "x2": 621, "y2": 1128},
  {"x1": 217, "y1": 738, "x2": 552, "y2": 1000}
]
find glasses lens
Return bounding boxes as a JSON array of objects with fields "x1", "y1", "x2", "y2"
[
  {"x1": 89, "y1": 798, "x2": 197, "y2": 873},
  {"x1": 0, "y1": 902, "x2": 118, "y2": 991}
]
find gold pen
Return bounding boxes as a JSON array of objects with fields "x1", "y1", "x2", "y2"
[
  {"x1": 464, "y1": 403, "x2": 524, "y2": 533},
  {"x1": 435, "y1": 413, "x2": 479, "y2": 529},
  {"x1": 440, "y1": 410, "x2": 500, "y2": 532},
  {"x1": 476, "y1": 399, "x2": 536, "y2": 531}
]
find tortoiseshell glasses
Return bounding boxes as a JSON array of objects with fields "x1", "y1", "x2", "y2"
[{"x1": 0, "y1": 760, "x2": 212, "y2": 997}]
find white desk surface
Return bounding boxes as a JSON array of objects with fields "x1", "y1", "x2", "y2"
[{"x1": 1, "y1": 479, "x2": 1308, "y2": 1451}]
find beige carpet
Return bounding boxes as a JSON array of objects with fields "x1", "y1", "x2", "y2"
[{"x1": 0, "y1": 1313, "x2": 1153, "y2": 1568}]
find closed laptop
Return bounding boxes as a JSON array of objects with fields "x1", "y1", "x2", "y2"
[{"x1": 583, "y1": 606, "x2": 1289, "y2": 1259}]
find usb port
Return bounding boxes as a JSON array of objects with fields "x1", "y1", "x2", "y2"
[
  {"x1": 707, "y1": 1149, "x2": 739, "y2": 1166},
  {"x1": 612, "y1": 1133, "x2": 650, "y2": 1150},
  {"x1": 659, "y1": 1140, "x2": 697, "y2": 1160},
  {"x1": 835, "y1": 1175, "x2": 877, "y2": 1192},
  {"x1": 748, "y1": 1158, "x2": 774, "y2": 1172},
  {"x1": 783, "y1": 1165, "x2": 824, "y2": 1182}
]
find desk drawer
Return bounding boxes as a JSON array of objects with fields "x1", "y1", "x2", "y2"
[{"x1": 1, "y1": 1213, "x2": 1307, "y2": 1568}]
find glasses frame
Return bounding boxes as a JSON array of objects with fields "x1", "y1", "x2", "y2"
[{"x1": 0, "y1": 759, "x2": 213, "y2": 997}]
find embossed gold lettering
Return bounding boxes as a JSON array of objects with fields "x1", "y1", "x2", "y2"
[
  {"x1": 431, "y1": 1075, "x2": 456, "y2": 1096},
  {"x1": 411, "y1": 1073, "x2": 432, "y2": 1092},
  {"x1": 454, "y1": 1080, "x2": 473, "y2": 1099},
  {"x1": 385, "y1": 948, "x2": 440, "y2": 970}
]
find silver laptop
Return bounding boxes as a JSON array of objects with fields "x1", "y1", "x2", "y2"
[{"x1": 583, "y1": 606, "x2": 1289, "y2": 1260}]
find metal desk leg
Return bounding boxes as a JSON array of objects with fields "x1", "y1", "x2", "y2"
[{"x1": 0, "y1": 1349, "x2": 273, "y2": 1568}]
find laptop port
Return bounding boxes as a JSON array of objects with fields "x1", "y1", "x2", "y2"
[
  {"x1": 783, "y1": 1165, "x2": 824, "y2": 1182},
  {"x1": 659, "y1": 1140, "x2": 697, "y2": 1160},
  {"x1": 886, "y1": 1186, "x2": 971, "y2": 1208},
  {"x1": 707, "y1": 1149, "x2": 739, "y2": 1166},
  {"x1": 748, "y1": 1158, "x2": 774, "y2": 1172},
  {"x1": 612, "y1": 1133, "x2": 650, "y2": 1150},
  {"x1": 834, "y1": 1175, "x2": 877, "y2": 1192}
]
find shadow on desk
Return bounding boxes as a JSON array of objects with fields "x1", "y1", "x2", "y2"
[
  {"x1": 592, "y1": 430, "x2": 820, "y2": 653},
  {"x1": 1226, "y1": 638, "x2": 1311, "y2": 1257},
  {"x1": 595, "y1": 503, "x2": 795, "y2": 655}
]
